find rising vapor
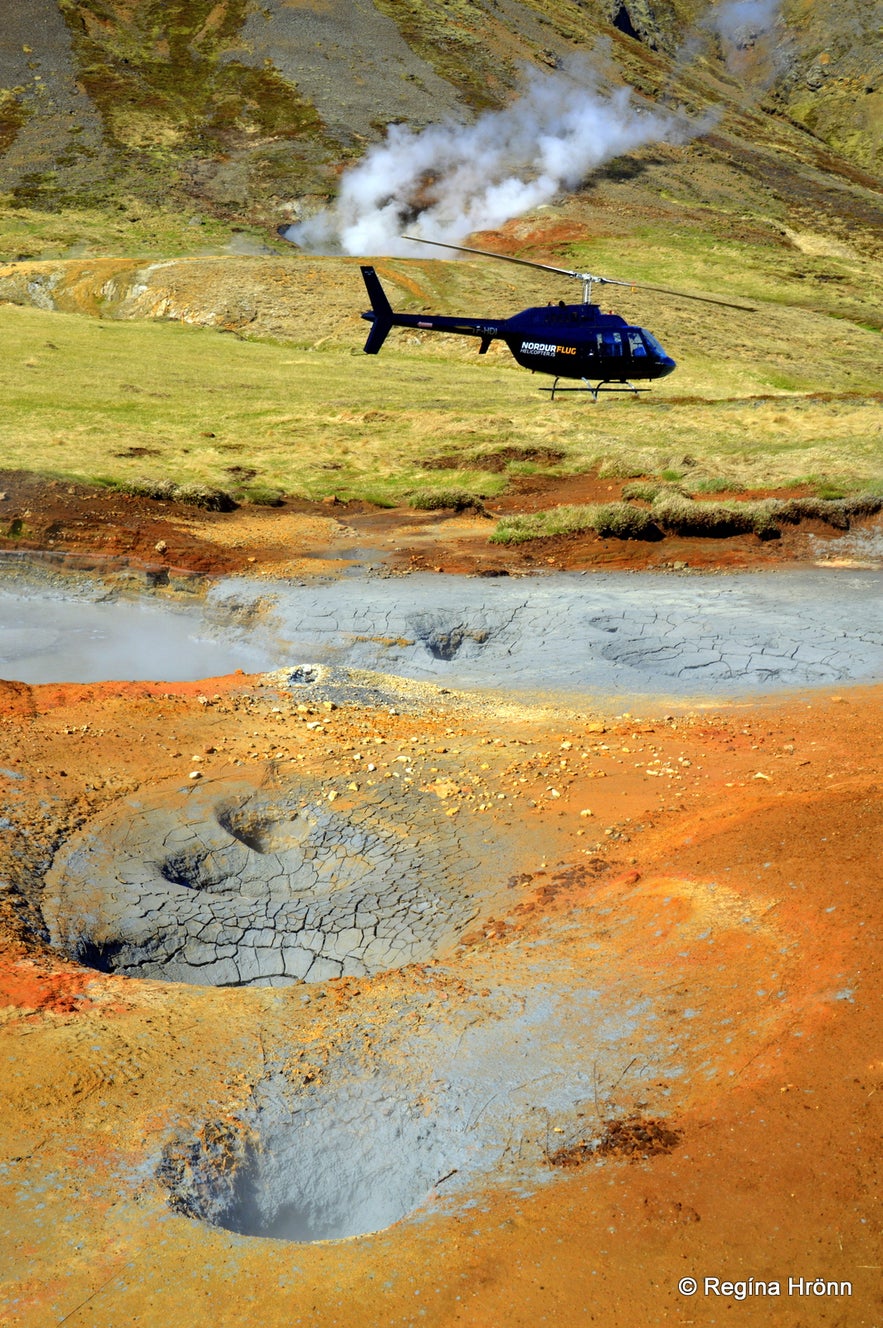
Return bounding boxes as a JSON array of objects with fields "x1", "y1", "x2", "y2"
[
  {"x1": 288, "y1": 61, "x2": 698, "y2": 256},
  {"x1": 701, "y1": 0, "x2": 785, "y2": 85},
  {"x1": 706, "y1": 0, "x2": 780, "y2": 49}
]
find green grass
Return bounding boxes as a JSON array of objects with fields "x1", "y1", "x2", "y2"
[
  {"x1": 0, "y1": 247, "x2": 880, "y2": 508},
  {"x1": 491, "y1": 503, "x2": 659, "y2": 544},
  {"x1": 407, "y1": 488, "x2": 489, "y2": 512},
  {"x1": 490, "y1": 492, "x2": 883, "y2": 545},
  {"x1": 0, "y1": 203, "x2": 285, "y2": 262},
  {"x1": 96, "y1": 477, "x2": 237, "y2": 510}
]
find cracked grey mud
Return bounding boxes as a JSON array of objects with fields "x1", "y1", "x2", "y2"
[{"x1": 42, "y1": 771, "x2": 520, "y2": 986}]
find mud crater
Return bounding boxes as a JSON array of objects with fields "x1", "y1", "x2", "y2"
[
  {"x1": 159, "y1": 1073, "x2": 455, "y2": 1242},
  {"x1": 42, "y1": 773, "x2": 518, "y2": 987}
]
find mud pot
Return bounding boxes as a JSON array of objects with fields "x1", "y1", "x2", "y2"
[
  {"x1": 1, "y1": 525, "x2": 881, "y2": 1327},
  {"x1": 2, "y1": 557, "x2": 881, "y2": 695}
]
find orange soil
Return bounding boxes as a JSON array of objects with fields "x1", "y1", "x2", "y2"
[
  {"x1": 0, "y1": 468, "x2": 873, "y2": 580},
  {"x1": 0, "y1": 479, "x2": 880, "y2": 1327}
]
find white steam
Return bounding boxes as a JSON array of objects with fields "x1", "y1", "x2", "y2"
[
  {"x1": 701, "y1": 0, "x2": 786, "y2": 84},
  {"x1": 289, "y1": 62, "x2": 697, "y2": 256},
  {"x1": 706, "y1": 0, "x2": 780, "y2": 48}
]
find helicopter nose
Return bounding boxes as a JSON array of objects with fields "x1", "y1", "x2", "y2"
[{"x1": 656, "y1": 354, "x2": 676, "y2": 377}]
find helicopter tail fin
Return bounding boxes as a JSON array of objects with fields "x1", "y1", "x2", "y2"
[{"x1": 360, "y1": 266, "x2": 394, "y2": 354}]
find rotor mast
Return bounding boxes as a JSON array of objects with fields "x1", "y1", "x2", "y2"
[{"x1": 403, "y1": 234, "x2": 610, "y2": 304}]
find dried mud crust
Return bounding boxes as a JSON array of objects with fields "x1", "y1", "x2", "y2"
[
  {"x1": 42, "y1": 768, "x2": 519, "y2": 987},
  {"x1": 1, "y1": 469, "x2": 880, "y2": 581}
]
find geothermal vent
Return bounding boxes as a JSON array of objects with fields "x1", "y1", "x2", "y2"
[{"x1": 159, "y1": 1066, "x2": 464, "y2": 1242}]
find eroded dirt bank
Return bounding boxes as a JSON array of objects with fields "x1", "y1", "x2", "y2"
[
  {"x1": 2, "y1": 468, "x2": 882, "y2": 582},
  {"x1": 1, "y1": 660, "x2": 880, "y2": 1326}
]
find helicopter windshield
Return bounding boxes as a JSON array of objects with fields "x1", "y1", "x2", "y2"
[{"x1": 639, "y1": 328, "x2": 669, "y2": 357}]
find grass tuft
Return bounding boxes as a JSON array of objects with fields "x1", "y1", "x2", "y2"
[
  {"x1": 490, "y1": 502, "x2": 659, "y2": 544},
  {"x1": 98, "y1": 476, "x2": 237, "y2": 511},
  {"x1": 489, "y1": 489, "x2": 882, "y2": 548},
  {"x1": 621, "y1": 480, "x2": 687, "y2": 502},
  {"x1": 408, "y1": 488, "x2": 488, "y2": 513},
  {"x1": 651, "y1": 493, "x2": 780, "y2": 538},
  {"x1": 597, "y1": 457, "x2": 650, "y2": 480},
  {"x1": 773, "y1": 494, "x2": 883, "y2": 528}
]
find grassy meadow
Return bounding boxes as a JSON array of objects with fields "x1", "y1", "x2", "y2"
[{"x1": 0, "y1": 217, "x2": 880, "y2": 510}]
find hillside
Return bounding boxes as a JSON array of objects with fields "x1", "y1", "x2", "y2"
[
  {"x1": 0, "y1": 0, "x2": 880, "y2": 258},
  {"x1": 0, "y1": 0, "x2": 880, "y2": 518}
]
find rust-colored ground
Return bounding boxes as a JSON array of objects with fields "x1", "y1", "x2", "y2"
[
  {"x1": 0, "y1": 480, "x2": 880, "y2": 1327},
  {"x1": 1, "y1": 468, "x2": 873, "y2": 581}
]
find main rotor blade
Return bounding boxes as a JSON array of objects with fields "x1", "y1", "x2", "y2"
[
  {"x1": 625, "y1": 282, "x2": 756, "y2": 311},
  {"x1": 402, "y1": 233, "x2": 756, "y2": 312},
  {"x1": 401, "y1": 234, "x2": 585, "y2": 281}
]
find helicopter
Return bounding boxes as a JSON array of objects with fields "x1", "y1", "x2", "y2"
[{"x1": 360, "y1": 234, "x2": 755, "y2": 399}]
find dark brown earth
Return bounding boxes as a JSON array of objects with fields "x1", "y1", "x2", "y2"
[{"x1": 1, "y1": 468, "x2": 874, "y2": 581}]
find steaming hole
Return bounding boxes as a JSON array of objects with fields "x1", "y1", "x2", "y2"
[
  {"x1": 160, "y1": 1084, "x2": 455, "y2": 1242},
  {"x1": 422, "y1": 627, "x2": 490, "y2": 661}
]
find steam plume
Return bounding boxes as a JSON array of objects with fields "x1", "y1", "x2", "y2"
[
  {"x1": 288, "y1": 61, "x2": 697, "y2": 256},
  {"x1": 706, "y1": 0, "x2": 779, "y2": 49},
  {"x1": 701, "y1": 0, "x2": 785, "y2": 85}
]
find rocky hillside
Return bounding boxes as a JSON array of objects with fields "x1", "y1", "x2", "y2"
[{"x1": 0, "y1": 0, "x2": 879, "y2": 251}]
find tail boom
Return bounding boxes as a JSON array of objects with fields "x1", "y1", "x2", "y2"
[{"x1": 360, "y1": 266, "x2": 502, "y2": 355}]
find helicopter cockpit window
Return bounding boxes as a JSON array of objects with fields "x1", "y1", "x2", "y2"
[
  {"x1": 597, "y1": 331, "x2": 623, "y2": 355},
  {"x1": 627, "y1": 331, "x2": 647, "y2": 356}
]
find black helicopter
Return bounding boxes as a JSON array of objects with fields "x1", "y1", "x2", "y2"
[{"x1": 360, "y1": 235, "x2": 754, "y2": 399}]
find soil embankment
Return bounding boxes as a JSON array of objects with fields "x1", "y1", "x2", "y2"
[{"x1": 2, "y1": 468, "x2": 882, "y2": 581}]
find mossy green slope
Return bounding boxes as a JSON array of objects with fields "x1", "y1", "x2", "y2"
[{"x1": 0, "y1": 0, "x2": 880, "y2": 245}]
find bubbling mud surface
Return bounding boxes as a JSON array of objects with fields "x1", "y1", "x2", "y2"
[{"x1": 0, "y1": 586, "x2": 275, "y2": 682}]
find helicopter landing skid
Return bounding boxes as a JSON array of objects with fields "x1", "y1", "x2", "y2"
[{"x1": 540, "y1": 377, "x2": 652, "y2": 402}]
